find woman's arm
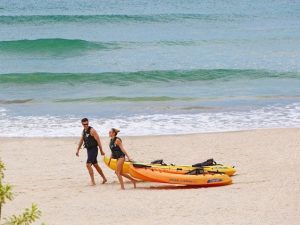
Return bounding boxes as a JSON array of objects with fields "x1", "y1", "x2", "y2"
[
  {"x1": 76, "y1": 136, "x2": 84, "y2": 156},
  {"x1": 116, "y1": 139, "x2": 132, "y2": 161},
  {"x1": 108, "y1": 156, "x2": 112, "y2": 166}
]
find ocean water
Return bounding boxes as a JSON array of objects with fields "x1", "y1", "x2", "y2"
[{"x1": 0, "y1": 0, "x2": 300, "y2": 137}]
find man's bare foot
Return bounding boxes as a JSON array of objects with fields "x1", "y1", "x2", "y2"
[{"x1": 102, "y1": 178, "x2": 107, "y2": 184}]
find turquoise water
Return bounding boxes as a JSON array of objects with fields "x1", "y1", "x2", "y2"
[{"x1": 0, "y1": 0, "x2": 300, "y2": 136}]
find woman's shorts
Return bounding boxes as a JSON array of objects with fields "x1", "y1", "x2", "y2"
[{"x1": 112, "y1": 151, "x2": 125, "y2": 159}]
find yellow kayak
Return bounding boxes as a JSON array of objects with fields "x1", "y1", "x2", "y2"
[
  {"x1": 103, "y1": 156, "x2": 131, "y2": 173},
  {"x1": 103, "y1": 156, "x2": 236, "y2": 176}
]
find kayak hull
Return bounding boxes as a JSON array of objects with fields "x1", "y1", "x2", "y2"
[{"x1": 129, "y1": 165, "x2": 232, "y2": 186}]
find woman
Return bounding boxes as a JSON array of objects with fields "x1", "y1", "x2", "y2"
[{"x1": 108, "y1": 128, "x2": 137, "y2": 190}]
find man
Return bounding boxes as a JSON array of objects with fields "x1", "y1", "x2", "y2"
[{"x1": 76, "y1": 118, "x2": 107, "y2": 185}]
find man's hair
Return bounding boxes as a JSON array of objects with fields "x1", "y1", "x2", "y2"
[{"x1": 81, "y1": 118, "x2": 89, "y2": 123}]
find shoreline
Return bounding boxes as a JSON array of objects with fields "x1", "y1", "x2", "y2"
[{"x1": 1, "y1": 127, "x2": 299, "y2": 139}]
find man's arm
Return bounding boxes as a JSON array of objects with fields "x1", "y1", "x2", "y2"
[
  {"x1": 76, "y1": 136, "x2": 84, "y2": 156},
  {"x1": 91, "y1": 128, "x2": 105, "y2": 155}
]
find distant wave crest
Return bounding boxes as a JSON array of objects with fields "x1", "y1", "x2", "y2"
[
  {"x1": 0, "y1": 38, "x2": 119, "y2": 55},
  {"x1": 0, "y1": 14, "x2": 248, "y2": 25},
  {"x1": 0, "y1": 69, "x2": 299, "y2": 85}
]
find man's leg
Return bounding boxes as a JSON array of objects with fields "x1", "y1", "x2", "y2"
[
  {"x1": 86, "y1": 163, "x2": 96, "y2": 185},
  {"x1": 93, "y1": 164, "x2": 107, "y2": 184}
]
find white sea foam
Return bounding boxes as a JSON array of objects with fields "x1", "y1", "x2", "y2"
[
  {"x1": 0, "y1": 103, "x2": 300, "y2": 137},
  {"x1": 0, "y1": 107, "x2": 7, "y2": 117}
]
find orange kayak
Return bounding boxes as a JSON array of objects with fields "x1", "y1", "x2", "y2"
[{"x1": 129, "y1": 165, "x2": 232, "y2": 187}]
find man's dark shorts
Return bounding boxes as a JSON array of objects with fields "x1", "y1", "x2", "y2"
[{"x1": 87, "y1": 146, "x2": 98, "y2": 164}]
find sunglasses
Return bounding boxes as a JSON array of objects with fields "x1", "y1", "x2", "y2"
[{"x1": 82, "y1": 123, "x2": 88, "y2": 126}]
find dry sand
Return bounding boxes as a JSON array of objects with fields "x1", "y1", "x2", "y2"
[{"x1": 1, "y1": 128, "x2": 300, "y2": 225}]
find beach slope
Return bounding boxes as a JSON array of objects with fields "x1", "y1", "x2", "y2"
[{"x1": 1, "y1": 128, "x2": 299, "y2": 225}]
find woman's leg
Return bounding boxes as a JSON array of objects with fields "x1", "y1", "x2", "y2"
[
  {"x1": 121, "y1": 173, "x2": 137, "y2": 189},
  {"x1": 116, "y1": 158, "x2": 126, "y2": 190},
  {"x1": 118, "y1": 157, "x2": 137, "y2": 188}
]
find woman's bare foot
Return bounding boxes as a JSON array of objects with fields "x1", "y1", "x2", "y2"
[
  {"x1": 102, "y1": 178, "x2": 107, "y2": 184},
  {"x1": 89, "y1": 181, "x2": 96, "y2": 186}
]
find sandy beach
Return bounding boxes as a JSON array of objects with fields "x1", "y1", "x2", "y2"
[
  {"x1": 2, "y1": 1, "x2": 300, "y2": 224},
  {"x1": 0, "y1": 128, "x2": 299, "y2": 225}
]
